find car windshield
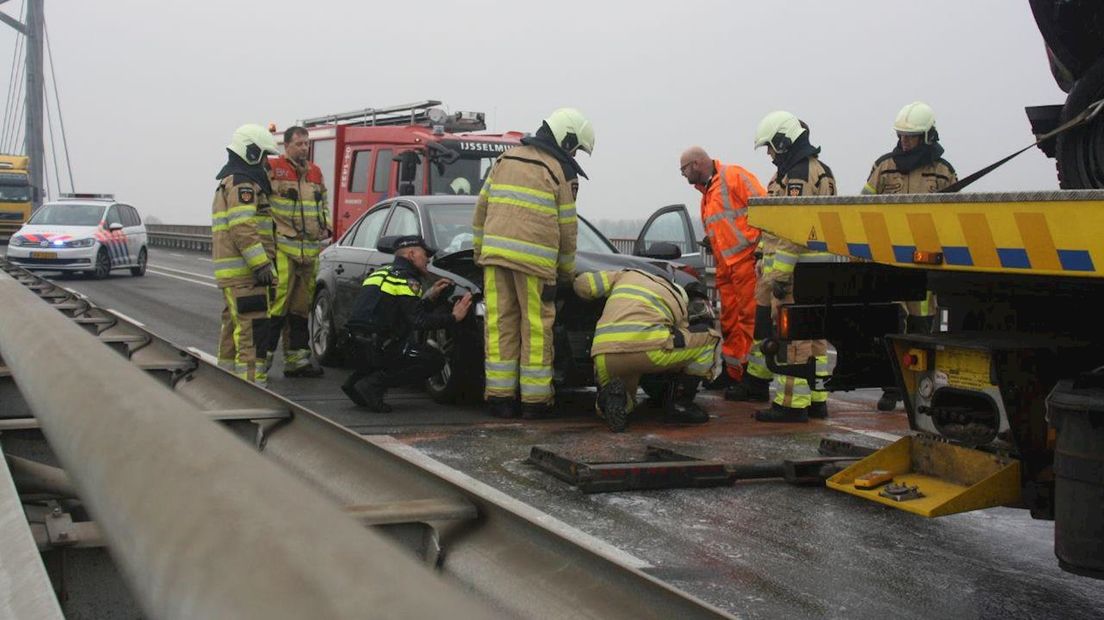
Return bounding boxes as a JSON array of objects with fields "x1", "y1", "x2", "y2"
[
  {"x1": 27, "y1": 204, "x2": 105, "y2": 226},
  {"x1": 428, "y1": 202, "x2": 616, "y2": 256},
  {"x1": 0, "y1": 184, "x2": 30, "y2": 202}
]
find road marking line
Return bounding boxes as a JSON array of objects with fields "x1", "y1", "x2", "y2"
[
  {"x1": 107, "y1": 308, "x2": 145, "y2": 327},
  {"x1": 147, "y1": 268, "x2": 218, "y2": 289},
  {"x1": 148, "y1": 264, "x2": 216, "y2": 280},
  {"x1": 187, "y1": 347, "x2": 218, "y2": 364},
  {"x1": 197, "y1": 257, "x2": 213, "y2": 263},
  {"x1": 366, "y1": 435, "x2": 653, "y2": 570}
]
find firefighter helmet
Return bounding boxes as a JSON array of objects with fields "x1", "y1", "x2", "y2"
[
  {"x1": 227, "y1": 124, "x2": 280, "y2": 165},
  {"x1": 754, "y1": 111, "x2": 806, "y2": 152},
  {"x1": 544, "y1": 108, "x2": 595, "y2": 155},
  {"x1": 893, "y1": 101, "x2": 937, "y2": 136},
  {"x1": 450, "y1": 177, "x2": 471, "y2": 195}
]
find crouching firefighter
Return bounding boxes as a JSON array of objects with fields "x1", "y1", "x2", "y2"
[
  {"x1": 574, "y1": 269, "x2": 719, "y2": 432},
  {"x1": 342, "y1": 235, "x2": 473, "y2": 412}
]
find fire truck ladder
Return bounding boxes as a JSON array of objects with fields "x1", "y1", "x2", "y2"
[{"x1": 300, "y1": 99, "x2": 487, "y2": 132}]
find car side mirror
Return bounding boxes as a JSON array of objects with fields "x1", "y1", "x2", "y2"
[
  {"x1": 637, "y1": 241, "x2": 681, "y2": 261},
  {"x1": 377, "y1": 235, "x2": 399, "y2": 254},
  {"x1": 108, "y1": 222, "x2": 124, "y2": 232}
]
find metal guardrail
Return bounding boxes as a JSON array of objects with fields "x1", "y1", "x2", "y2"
[{"x1": 146, "y1": 224, "x2": 212, "y2": 252}]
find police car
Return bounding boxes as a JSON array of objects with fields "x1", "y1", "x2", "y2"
[{"x1": 5, "y1": 194, "x2": 148, "y2": 278}]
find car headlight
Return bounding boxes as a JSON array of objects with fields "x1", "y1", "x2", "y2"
[
  {"x1": 64, "y1": 237, "x2": 95, "y2": 248},
  {"x1": 10, "y1": 235, "x2": 29, "y2": 246}
]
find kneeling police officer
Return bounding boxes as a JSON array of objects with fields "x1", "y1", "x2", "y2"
[{"x1": 342, "y1": 235, "x2": 473, "y2": 411}]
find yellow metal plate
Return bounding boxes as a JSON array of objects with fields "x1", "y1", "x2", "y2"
[{"x1": 936, "y1": 347, "x2": 994, "y2": 390}]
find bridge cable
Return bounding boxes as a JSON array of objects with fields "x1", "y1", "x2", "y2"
[
  {"x1": 0, "y1": 0, "x2": 26, "y2": 151},
  {"x1": 44, "y1": 18, "x2": 73, "y2": 191}
]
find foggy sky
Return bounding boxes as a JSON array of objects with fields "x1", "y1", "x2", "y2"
[{"x1": 0, "y1": 1, "x2": 1064, "y2": 226}]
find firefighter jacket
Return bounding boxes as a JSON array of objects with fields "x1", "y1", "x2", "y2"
[
  {"x1": 268, "y1": 156, "x2": 331, "y2": 260},
  {"x1": 863, "y1": 144, "x2": 957, "y2": 194},
  {"x1": 346, "y1": 255, "x2": 455, "y2": 344},
  {"x1": 212, "y1": 173, "x2": 274, "y2": 288},
  {"x1": 696, "y1": 161, "x2": 765, "y2": 267},
  {"x1": 472, "y1": 142, "x2": 578, "y2": 283},
  {"x1": 764, "y1": 155, "x2": 837, "y2": 286},
  {"x1": 573, "y1": 269, "x2": 694, "y2": 355}
]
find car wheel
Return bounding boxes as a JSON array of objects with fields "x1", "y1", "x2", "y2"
[
  {"x1": 91, "y1": 248, "x2": 111, "y2": 279},
  {"x1": 130, "y1": 247, "x2": 147, "y2": 277},
  {"x1": 424, "y1": 322, "x2": 483, "y2": 404},
  {"x1": 309, "y1": 287, "x2": 342, "y2": 366},
  {"x1": 1057, "y1": 56, "x2": 1104, "y2": 189}
]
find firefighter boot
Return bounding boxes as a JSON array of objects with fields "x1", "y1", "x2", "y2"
[
  {"x1": 808, "y1": 401, "x2": 829, "y2": 419},
  {"x1": 664, "y1": 376, "x2": 709, "y2": 424},
  {"x1": 725, "y1": 375, "x2": 770, "y2": 402},
  {"x1": 521, "y1": 403, "x2": 554, "y2": 420},
  {"x1": 487, "y1": 397, "x2": 519, "y2": 419},
  {"x1": 597, "y1": 378, "x2": 630, "y2": 433},
  {"x1": 353, "y1": 375, "x2": 392, "y2": 413},
  {"x1": 283, "y1": 349, "x2": 324, "y2": 378},
  {"x1": 877, "y1": 388, "x2": 902, "y2": 412},
  {"x1": 755, "y1": 402, "x2": 809, "y2": 423}
]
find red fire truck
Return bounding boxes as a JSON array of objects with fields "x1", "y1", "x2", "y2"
[{"x1": 299, "y1": 100, "x2": 523, "y2": 239}]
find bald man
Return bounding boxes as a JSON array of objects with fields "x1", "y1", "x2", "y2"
[{"x1": 680, "y1": 147, "x2": 765, "y2": 399}]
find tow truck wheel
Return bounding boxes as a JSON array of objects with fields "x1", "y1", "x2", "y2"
[
  {"x1": 130, "y1": 248, "x2": 147, "y2": 277},
  {"x1": 1057, "y1": 56, "x2": 1104, "y2": 189},
  {"x1": 90, "y1": 248, "x2": 111, "y2": 279}
]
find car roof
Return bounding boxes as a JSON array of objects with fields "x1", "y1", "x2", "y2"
[
  {"x1": 395, "y1": 195, "x2": 478, "y2": 207},
  {"x1": 42, "y1": 201, "x2": 111, "y2": 208}
]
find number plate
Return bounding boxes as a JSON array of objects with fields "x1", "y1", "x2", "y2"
[{"x1": 30, "y1": 251, "x2": 56, "y2": 259}]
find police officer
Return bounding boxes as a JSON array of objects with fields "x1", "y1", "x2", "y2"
[
  {"x1": 750, "y1": 111, "x2": 837, "y2": 423},
  {"x1": 342, "y1": 235, "x2": 473, "y2": 411},
  {"x1": 266, "y1": 125, "x2": 332, "y2": 378},
  {"x1": 212, "y1": 124, "x2": 280, "y2": 385},
  {"x1": 574, "y1": 269, "x2": 718, "y2": 432},
  {"x1": 473, "y1": 108, "x2": 594, "y2": 419},
  {"x1": 864, "y1": 101, "x2": 958, "y2": 411}
]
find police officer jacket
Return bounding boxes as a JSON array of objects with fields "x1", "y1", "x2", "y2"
[
  {"x1": 472, "y1": 136, "x2": 579, "y2": 283},
  {"x1": 268, "y1": 155, "x2": 331, "y2": 259},
  {"x1": 573, "y1": 269, "x2": 693, "y2": 355},
  {"x1": 346, "y1": 256, "x2": 455, "y2": 344},
  {"x1": 764, "y1": 155, "x2": 837, "y2": 285},
  {"x1": 212, "y1": 154, "x2": 275, "y2": 288}
]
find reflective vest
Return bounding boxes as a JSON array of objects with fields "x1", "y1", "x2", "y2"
[
  {"x1": 697, "y1": 161, "x2": 765, "y2": 267},
  {"x1": 211, "y1": 175, "x2": 273, "y2": 287},
  {"x1": 268, "y1": 156, "x2": 331, "y2": 260}
]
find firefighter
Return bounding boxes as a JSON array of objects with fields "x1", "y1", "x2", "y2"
[
  {"x1": 342, "y1": 236, "x2": 473, "y2": 411},
  {"x1": 212, "y1": 124, "x2": 280, "y2": 385},
  {"x1": 864, "y1": 101, "x2": 958, "y2": 411},
  {"x1": 679, "y1": 146, "x2": 766, "y2": 401},
  {"x1": 751, "y1": 111, "x2": 837, "y2": 422},
  {"x1": 265, "y1": 126, "x2": 332, "y2": 378},
  {"x1": 472, "y1": 108, "x2": 594, "y2": 419},
  {"x1": 574, "y1": 269, "x2": 718, "y2": 432}
]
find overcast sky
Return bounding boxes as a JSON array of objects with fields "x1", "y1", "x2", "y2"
[{"x1": 0, "y1": 1, "x2": 1064, "y2": 225}]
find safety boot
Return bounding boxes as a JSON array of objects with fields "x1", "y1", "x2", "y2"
[
  {"x1": 755, "y1": 403, "x2": 809, "y2": 423},
  {"x1": 877, "y1": 388, "x2": 901, "y2": 412},
  {"x1": 353, "y1": 376, "x2": 392, "y2": 413},
  {"x1": 597, "y1": 378, "x2": 630, "y2": 433},
  {"x1": 341, "y1": 375, "x2": 368, "y2": 406},
  {"x1": 487, "y1": 397, "x2": 519, "y2": 419},
  {"x1": 808, "y1": 401, "x2": 829, "y2": 419},
  {"x1": 725, "y1": 375, "x2": 770, "y2": 402},
  {"x1": 664, "y1": 376, "x2": 710, "y2": 424},
  {"x1": 521, "y1": 403, "x2": 554, "y2": 420}
]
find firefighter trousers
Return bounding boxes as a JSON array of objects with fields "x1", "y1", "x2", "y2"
[
  {"x1": 267, "y1": 249, "x2": 318, "y2": 369},
  {"x1": 219, "y1": 283, "x2": 271, "y2": 384},
  {"x1": 483, "y1": 265, "x2": 556, "y2": 405},
  {"x1": 746, "y1": 259, "x2": 775, "y2": 383},
  {"x1": 715, "y1": 254, "x2": 757, "y2": 380},
  {"x1": 594, "y1": 331, "x2": 717, "y2": 413},
  {"x1": 768, "y1": 292, "x2": 816, "y2": 410}
]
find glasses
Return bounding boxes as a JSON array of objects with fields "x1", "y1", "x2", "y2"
[{"x1": 680, "y1": 162, "x2": 693, "y2": 173}]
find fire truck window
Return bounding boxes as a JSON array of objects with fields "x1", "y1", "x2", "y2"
[
  {"x1": 350, "y1": 150, "x2": 372, "y2": 193},
  {"x1": 373, "y1": 149, "x2": 393, "y2": 193},
  {"x1": 311, "y1": 139, "x2": 335, "y2": 191}
]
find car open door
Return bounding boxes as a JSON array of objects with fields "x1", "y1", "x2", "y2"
[{"x1": 633, "y1": 204, "x2": 704, "y2": 272}]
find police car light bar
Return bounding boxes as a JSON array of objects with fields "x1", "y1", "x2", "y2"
[{"x1": 59, "y1": 193, "x2": 115, "y2": 201}]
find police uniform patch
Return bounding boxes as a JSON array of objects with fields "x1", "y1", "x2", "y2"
[
  {"x1": 409, "y1": 280, "x2": 422, "y2": 295},
  {"x1": 238, "y1": 187, "x2": 255, "y2": 204},
  {"x1": 787, "y1": 183, "x2": 804, "y2": 197}
]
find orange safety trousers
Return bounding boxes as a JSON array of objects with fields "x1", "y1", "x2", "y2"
[{"x1": 715, "y1": 253, "x2": 757, "y2": 380}]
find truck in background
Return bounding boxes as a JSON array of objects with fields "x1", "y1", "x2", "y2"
[
  {"x1": 0, "y1": 154, "x2": 32, "y2": 241},
  {"x1": 297, "y1": 100, "x2": 523, "y2": 239}
]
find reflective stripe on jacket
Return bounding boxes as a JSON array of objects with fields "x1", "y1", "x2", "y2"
[
  {"x1": 212, "y1": 175, "x2": 273, "y2": 287},
  {"x1": 268, "y1": 156, "x2": 331, "y2": 259},
  {"x1": 697, "y1": 160, "x2": 765, "y2": 267},
  {"x1": 472, "y1": 144, "x2": 577, "y2": 281},
  {"x1": 573, "y1": 269, "x2": 689, "y2": 355},
  {"x1": 765, "y1": 156, "x2": 838, "y2": 281}
]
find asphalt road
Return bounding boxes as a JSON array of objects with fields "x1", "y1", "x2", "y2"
[{"x1": 29, "y1": 247, "x2": 1104, "y2": 619}]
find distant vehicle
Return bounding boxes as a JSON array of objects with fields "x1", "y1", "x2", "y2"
[
  {"x1": 5, "y1": 193, "x2": 148, "y2": 278},
  {"x1": 309, "y1": 195, "x2": 705, "y2": 402},
  {"x1": 0, "y1": 154, "x2": 32, "y2": 242},
  {"x1": 296, "y1": 100, "x2": 524, "y2": 239}
]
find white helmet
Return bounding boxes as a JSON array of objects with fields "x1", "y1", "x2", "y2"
[
  {"x1": 893, "y1": 101, "x2": 937, "y2": 137},
  {"x1": 544, "y1": 108, "x2": 595, "y2": 155},
  {"x1": 754, "y1": 110, "x2": 806, "y2": 152},
  {"x1": 227, "y1": 124, "x2": 280, "y2": 165},
  {"x1": 450, "y1": 177, "x2": 471, "y2": 195}
]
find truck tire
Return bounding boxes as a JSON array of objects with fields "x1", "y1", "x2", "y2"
[{"x1": 1056, "y1": 56, "x2": 1104, "y2": 189}]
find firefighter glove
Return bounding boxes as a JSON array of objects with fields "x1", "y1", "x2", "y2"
[
  {"x1": 253, "y1": 263, "x2": 275, "y2": 286},
  {"x1": 772, "y1": 279, "x2": 791, "y2": 300}
]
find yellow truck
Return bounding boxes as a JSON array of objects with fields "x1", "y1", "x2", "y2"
[
  {"x1": 0, "y1": 154, "x2": 32, "y2": 241},
  {"x1": 749, "y1": 189, "x2": 1104, "y2": 580}
]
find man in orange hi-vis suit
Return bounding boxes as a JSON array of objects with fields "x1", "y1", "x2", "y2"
[{"x1": 679, "y1": 146, "x2": 765, "y2": 399}]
